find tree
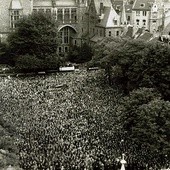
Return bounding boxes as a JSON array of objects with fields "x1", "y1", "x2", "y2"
[
  {"x1": 7, "y1": 12, "x2": 61, "y2": 71},
  {"x1": 68, "y1": 43, "x2": 93, "y2": 64},
  {"x1": 0, "y1": 42, "x2": 12, "y2": 65},
  {"x1": 114, "y1": 88, "x2": 170, "y2": 169},
  {"x1": 92, "y1": 38, "x2": 170, "y2": 100}
]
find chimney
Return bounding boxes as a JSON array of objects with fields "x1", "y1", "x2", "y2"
[{"x1": 100, "y1": 2, "x2": 104, "y2": 15}]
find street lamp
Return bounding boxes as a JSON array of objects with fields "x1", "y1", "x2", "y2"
[{"x1": 120, "y1": 153, "x2": 127, "y2": 170}]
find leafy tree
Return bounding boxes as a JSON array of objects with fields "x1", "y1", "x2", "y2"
[
  {"x1": 68, "y1": 43, "x2": 93, "y2": 64},
  {"x1": 67, "y1": 45, "x2": 80, "y2": 63},
  {"x1": 15, "y1": 54, "x2": 43, "y2": 72},
  {"x1": 0, "y1": 42, "x2": 12, "y2": 65},
  {"x1": 7, "y1": 12, "x2": 61, "y2": 71},
  {"x1": 92, "y1": 38, "x2": 170, "y2": 100},
  {"x1": 114, "y1": 88, "x2": 170, "y2": 169},
  {"x1": 8, "y1": 12, "x2": 58, "y2": 59}
]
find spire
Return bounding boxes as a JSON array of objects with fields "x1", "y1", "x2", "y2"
[
  {"x1": 121, "y1": 0, "x2": 127, "y2": 25},
  {"x1": 9, "y1": 0, "x2": 22, "y2": 9}
]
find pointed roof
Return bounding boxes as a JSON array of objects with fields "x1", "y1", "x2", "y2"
[
  {"x1": 121, "y1": 0, "x2": 127, "y2": 24},
  {"x1": 97, "y1": 6, "x2": 120, "y2": 27},
  {"x1": 9, "y1": 0, "x2": 22, "y2": 9},
  {"x1": 93, "y1": 0, "x2": 112, "y2": 14}
]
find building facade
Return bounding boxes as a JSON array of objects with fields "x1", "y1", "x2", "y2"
[
  {"x1": 0, "y1": 0, "x2": 89, "y2": 52},
  {"x1": 1, "y1": 0, "x2": 170, "y2": 48},
  {"x1": 0, "y1": 0, "x2": 32, "y2": 42}
]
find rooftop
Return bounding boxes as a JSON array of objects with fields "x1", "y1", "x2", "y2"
[
  {"x1": 94, "y1": 0, "x2": 112, "y2": 14},
  {"x1": 9, "y1": 0, "x2": 22, "y2": 9},
  {"x1": 132, "y1": 0, "x2": 154, "y2": 11}
]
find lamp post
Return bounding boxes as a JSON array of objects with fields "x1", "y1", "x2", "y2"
[{"x1": 120, "y1": 153, "x2": 127, "y2": 170}]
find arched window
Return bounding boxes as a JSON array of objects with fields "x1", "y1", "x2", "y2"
[{"x1": 58, "y1": 26, "x2": 77, "y2": 44}]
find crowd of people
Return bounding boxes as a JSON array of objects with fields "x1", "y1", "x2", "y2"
[{"x1": 0, "y1": 70, "x2": 124, "y2": 170}]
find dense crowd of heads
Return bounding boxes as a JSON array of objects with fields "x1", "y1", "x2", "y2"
[{"x1": 0, "y1": 71, "x2": 123, "y2": 170}]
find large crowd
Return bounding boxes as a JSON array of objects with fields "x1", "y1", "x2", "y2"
[{"x1": 0, "y1": 70, "x2": 123, "y2": 170}]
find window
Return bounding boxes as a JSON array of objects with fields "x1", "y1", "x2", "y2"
[
  {"x1": 100, "y1": 30, "x2": 103, "y2": 36},
  {"x1": 136, "y1": 11, "x2": 140, "y2": 16},
  {"x1": 39, "y1": 9, "x2": 45, "y2": 13},
  {"x1": 53, "y1": 9, "x2": 57, "y2": 20},
  {"x1": 109, "y1": 31, "x2": 111, "y2": 36},
  {"x1": 57, "y1": 9, "x2": 63, "y2": 21},
  {"x1": 143, "y1": 11, "x2": 147, "y2": 16},
  {"x1": 33, "y1": 9, "x2": 37, "y2": 13},
  {"x1": 74, "y1": 40, "x2": 77, "y2": 45},
  {"x1": 64, "y1": 27, "x2": 69, "y2": 44},
  {"x1": 58, "y1": 47, "x2": 62, "y2": 53},
  {"x1": 65, "y1": 46, "x2": 69, "y2": 52},
  {"x1": 136, "y1": 19, "x2": 139, "y2": 25},
  {"x1": 58, "y1": 27, "x2": 70, "y2": 44},
  {"x1": 64, "y1": 8, "x2": 70, "y2": 22},
  {"x1": 114, "y1": 20, "x2": 117, "y2": 25},
  {"x1": 127, "y1": 16, "x2": 130, "y2": 21},
  {"x1": 143, "y1": 19, "x2": 146, "y2": 25},
  {"x1": 116, "y1": 5, "x2": 121, "y2": 10},
  {"x1": 10, "y1": 10, "x2": 22, "y2": 29},
  {"x1": 140, "y1": 3, "x2": 145, "y2": 8},
  {"x1": 71, "y1": 8, "x2": 77, "y2": 23},
  {"x1": 46, "y1": 9, "x2": 51, "y2": 14},
  {"x1": 116, "y1": 31, "x2": 119, "y2": 36}
]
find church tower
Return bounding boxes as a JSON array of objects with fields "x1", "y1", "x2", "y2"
[{"x1": 150, "y1": 0, "x2": 164, "y2": 33}]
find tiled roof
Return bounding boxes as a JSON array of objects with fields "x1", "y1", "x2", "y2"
[
  {"x1": 9, "y1": 0, "x2": 22, "y2": 9},
  {"x1": 98, "y1": 7, "x2": 111, "y2": 27},
  {"x1": 90, "y1": 35, "x2": 103, "y2": 42},
  {"x1": 132, "y1": 0, "x2": 154, "y2": 11},
  {"x1": 94, "y1": 0, "x2": 112, "y2": 14},
  {"x1": 138, "y1": 31, "x2": 153, "y2": 41}
]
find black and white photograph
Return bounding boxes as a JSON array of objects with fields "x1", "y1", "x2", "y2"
[{"x1": 0, "y1": 0, "x2": 169, "y2": 169}]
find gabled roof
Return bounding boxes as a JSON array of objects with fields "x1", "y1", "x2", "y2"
[
  {"x1": 9, "y1": 0, "x2": 22, "y2": 9},
  {"x1": 97, "y1": 6, "x2": 120, "y2": 27},
  {"x1": 132, "y1": 0, "x2": 154, "y2": 11},
  {"x1": 94, "y1": 0, "x2": 112, "y2": 14}
]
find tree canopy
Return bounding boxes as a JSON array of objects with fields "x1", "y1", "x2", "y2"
[
  {"x1": 91, "y1": 37, "x2": 170, "y2": 100},
  {"x1": 68, "y1": 43, "x2": 93, "y2": 64},
  {"x1": 8, "y1": 12, "x2": 58, "y2": 58},
  {"x1": 114, "y1": 88, "x2": 170, "y2": 169},
  {"x1": 7, "y1": 12, "x2": 62, "y2": 71}
]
